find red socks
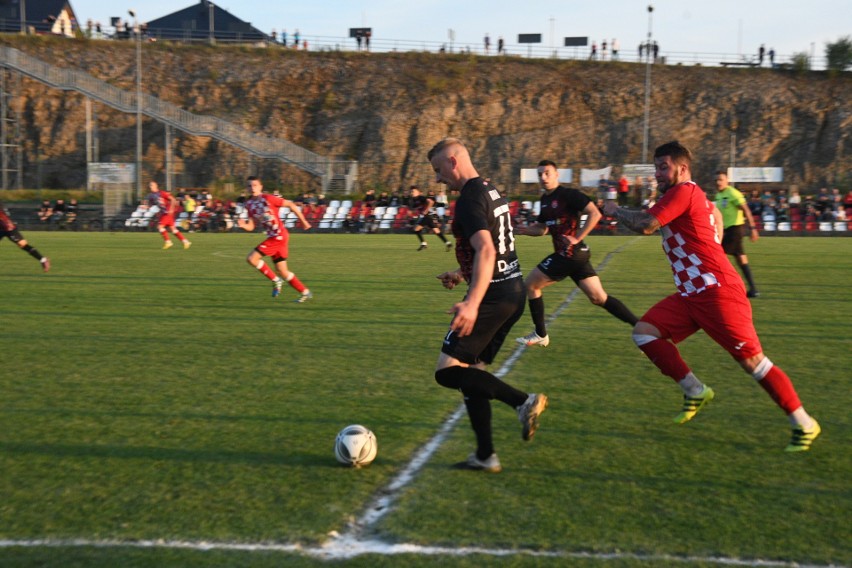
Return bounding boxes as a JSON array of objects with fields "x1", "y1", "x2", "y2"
[
  {"x1": 754, "y1": 360, "x2": 802, "y2": 414},
  {"x1": 638, "y1": 338, "x2": 691, "y2": 383},
  {"x1": 287, "y1": 275, "x2": 307, "y2": 294}
]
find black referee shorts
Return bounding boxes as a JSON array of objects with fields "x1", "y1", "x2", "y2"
[{"x1": 721, "y1": 224, "x2": 746, "y2": 256}]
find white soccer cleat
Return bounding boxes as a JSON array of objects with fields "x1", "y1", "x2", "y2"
[{"x1": 516, "y1": 331, "x2": 550, "y2": 347}]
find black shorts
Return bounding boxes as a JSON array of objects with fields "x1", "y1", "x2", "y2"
[
  {"x1": 721, "y1": 225, "x2": 746, "y2": 256},
  {"x1": 0, "y1": 228, "x2": 24, "y2": 244},
  {"x1": 416, "y1": 213, "x2": 440, "y2": 229},
  {"x1": 441, "y1": 280, "x2": 525, "y2": 366},
  {"x1": 537, "y1": 251, "x2": 597, "y2": 284}
]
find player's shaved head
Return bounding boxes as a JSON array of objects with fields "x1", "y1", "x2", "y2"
[{"x1": 427, "y1": 138, "x2": 468, "y2": 162}]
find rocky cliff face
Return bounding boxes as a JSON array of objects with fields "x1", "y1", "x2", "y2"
[{"x1": 3, "y1": 36, "x2": 850, "y2": 194}]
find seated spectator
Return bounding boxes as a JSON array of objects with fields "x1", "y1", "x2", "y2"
[
  {"x1": 389, "y1": 191, "x2": 402, "y2": 207},
  {"x1": 830, "y1": 188, "x2": 842, "y2": 212},
  {"x1": 774, "y1": 196, "x2": 789, "y2": 222},
  {"x1": 517, "y1": 201, "x2": 534, "y2": 226},
  {"x1": 434, "y1": 187, "x2": 449, "y2": 208},
  {"x1": 363, "y1": 189, "x2": 377, "y2": 207},
  {"x1": 788, "y1": 188, "x2": 802, "y2": 209},
  {"x1": 376, "y1": 192, "x2": 390, "y2": 207},
  {"x1": 762, "y1": 199, "x2": 777, "y2": 223},
  {"x1": 844, "y1": 190, "x2": 852, "y2": 208},
  {"x1": 815, "y1": 187, "x2": 831, "y2": 214},
  {"x1": 66, "y1": 198, "x2": 79, "y2": 227},
  {"x1": 209, "y1": 199, "x2": 228, "y2": 231},
  {"x1": 37, "y1": 200, "x2": 53, "y2": 223},
  {"x1": 51, "y1": 199, "x2": 67, "y2": 225},
  {"x1": 834, "y1": 207, "x2": 848, "y2": 221},
  {"x1": 342, "y1": 213, "x2": 361, "y2": 233},
  {"x1": 198, "y1": 190, "x2": 212, "y2": 209},
  {"x1": 747, "y1": 191, "x2": 764, "y2": 219}
]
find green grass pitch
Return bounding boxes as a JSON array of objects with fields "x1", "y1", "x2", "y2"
[{"x1": 1, "y1": 232, "x2": 849, "y2": 567}]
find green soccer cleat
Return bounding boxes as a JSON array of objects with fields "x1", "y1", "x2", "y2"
[
  {"x1": 785, "y1": 419, "x2": 821, "y2": 452},
  {"x1": 674, "y1": 386, "x2": 715, "y2": 424}
]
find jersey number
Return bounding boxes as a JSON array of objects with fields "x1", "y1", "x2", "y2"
[{"x1": 497, "y1": 210, "x2": 516, "y2": 254}]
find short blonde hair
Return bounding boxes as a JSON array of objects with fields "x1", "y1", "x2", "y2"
[{"x1": 427, "y1": 137, "x2": 466, "y2": 161}]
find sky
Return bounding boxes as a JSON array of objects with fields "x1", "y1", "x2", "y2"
[{"x1": 68, "y1": 0, "x2": 849, "y2": 60}]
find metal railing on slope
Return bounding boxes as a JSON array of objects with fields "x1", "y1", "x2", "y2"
[{"x1": 0, "y1": 46, "x2": 355, "y2": 183}]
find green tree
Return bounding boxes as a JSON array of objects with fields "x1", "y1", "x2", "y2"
[
  {"x1": 791, "y1": 51, "x2": 811, "y2": 72},
  {"x1": 825, "y1": 36, "x2": 852, "y2": 72}
]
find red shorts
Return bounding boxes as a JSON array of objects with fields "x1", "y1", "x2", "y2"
[
  {"x1": 641, "y1": 286, "x2": 762, "y2": 360},
  {"x1": 158, "y1": 213, "x2": 176, "y2": 228},
  {"x1": 256, "y1": 235, "x2": 289, "y2": 260}
]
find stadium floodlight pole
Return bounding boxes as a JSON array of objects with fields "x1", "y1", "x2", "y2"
[
  {"x1": 129, "y1": 9, "x2": 142, "y2": 201},
  {"x1": 641, "y1": 4, "x2": 654, "y2": 163},
  {"x1": 20, "y1": 0, "x2": 26, "y2": 34}
]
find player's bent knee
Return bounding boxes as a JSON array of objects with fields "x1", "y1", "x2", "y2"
[
  {"x1": 747, "y1": 355, "x2": 771, "y2": 378},
  {"x1": 435, "y1": 366, "x2": 464, "y2": 390}
]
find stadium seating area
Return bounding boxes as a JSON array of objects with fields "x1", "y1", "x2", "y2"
[
  {"x1": 755, "y1": 205, "x2": 852, "y2": 233},
  {"x1": 6, "y1": 197, "x2": 851, "y2": 236}
]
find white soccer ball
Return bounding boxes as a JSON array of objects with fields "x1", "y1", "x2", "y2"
[{"x1": 334, "y1": 424, "x2": 377, "y2": 467}]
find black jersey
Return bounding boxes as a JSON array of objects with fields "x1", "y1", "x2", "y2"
[
  {"x1": 0, "y1": 203, "x2": 16, "y2": 232},
  {"x1": 452, "y1": 177, "x2": 522, "y2": 286},
  {"x1": 409, "y1": 194, "x2": 431, "y2": 215},
  {"x1": 537, "y1": 186, "x2": 592, "y2": 258}
]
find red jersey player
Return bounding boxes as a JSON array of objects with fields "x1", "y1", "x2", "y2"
[
  {"x1": 604, "y1": 141, "x2": 820, "y2": 452},
  {"x1": 238, "y1": 176, "x2": 313, "y2": 302},
  {"x1": 151, "y1": 181, "x2": 191, "y2": 250}
]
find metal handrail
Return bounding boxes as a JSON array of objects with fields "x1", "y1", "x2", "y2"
[{"x1": 0, "y1": 46, "x2": 352, "y2": 178}]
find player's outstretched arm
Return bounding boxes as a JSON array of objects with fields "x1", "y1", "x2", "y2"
[
  {"x1": 514, "y1": 222, "x2": 547, "y2": 236},
  {"x1": 237, "y1": 217, "x2": 255, "y2": 232},
  {"x1": 603, "y1": 202, "x2": 660, "y2": 235},
  {"x1": 283, "y1": 199, "x2": 312, "y2": 230}
]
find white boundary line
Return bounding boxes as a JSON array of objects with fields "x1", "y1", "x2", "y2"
[
  {"x1": 1, "y1": 240, "x2": 841, "y2": 567},
  {"x1": 0, "y1": 538, "x2": 836, "y2": 567}
]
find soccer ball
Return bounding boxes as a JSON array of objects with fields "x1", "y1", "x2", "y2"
[{"x1": 334, "y1": 424, "x2": 377, "y2": 467}]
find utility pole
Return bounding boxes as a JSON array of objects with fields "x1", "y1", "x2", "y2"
[
  {"x1": 129, "y1": 9, "x2": 142, "y2": 201},
  {"x1": 641, "y1": 5, "x2": 654, "y2": 163}
]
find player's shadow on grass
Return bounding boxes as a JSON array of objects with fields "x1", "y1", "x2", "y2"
[{"x1": 0, "y1": 441, "x2": 330, "y2": 467}]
